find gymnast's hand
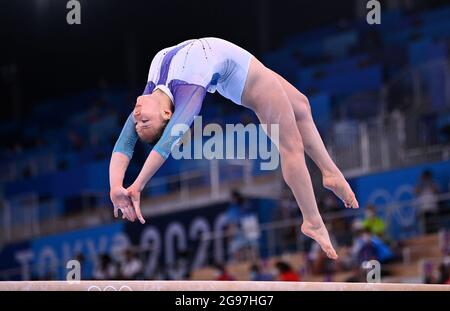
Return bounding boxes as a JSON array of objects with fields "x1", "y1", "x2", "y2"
[
  {"x1": 127, "y1": 184, "x2": 145, "y2": 224},
  {"x1": 110, "y1": 186, "x2": 137, "y2": 222},
  {"x1": 124, "y1": 150, "x2": 165, "y2": 225}
]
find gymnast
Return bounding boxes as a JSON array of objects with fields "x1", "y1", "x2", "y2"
[{"x1": 109, "y1": 37, "x2": 359, "y2": 259}]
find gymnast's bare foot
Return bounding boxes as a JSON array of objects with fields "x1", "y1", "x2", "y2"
[
  {"x1": 301, "y1": 221, "x2": 338, "y2": 260},
  {"x1": 323, "y1": 173, "x2": 359, "y2": 209}
]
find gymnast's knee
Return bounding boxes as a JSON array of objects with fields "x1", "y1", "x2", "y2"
[
  {"x1": 280, "y1": 142, "x2": 305, "y2": 162},
  {"x1": 280, "y1": 149, "x2": 305, "y2": 185},
  {"x1": 294, "y1": 92, "x2": 312, "y2": 119}
]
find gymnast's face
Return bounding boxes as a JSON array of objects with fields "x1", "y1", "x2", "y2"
[{"x1": 134, "y1": 95, "x2": 170, "y2": 144}]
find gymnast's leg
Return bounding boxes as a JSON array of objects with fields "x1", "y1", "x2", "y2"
[
  {"x1": 273, "y1": 72, "x2": 359, "y2": 209},
  {"x1": 242, "y1": 58, "x2": 338, "y2": 259}
]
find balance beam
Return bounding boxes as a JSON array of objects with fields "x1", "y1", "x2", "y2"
[{"x1": 0, "y1": 281, "x2": 449, "y2": 291}]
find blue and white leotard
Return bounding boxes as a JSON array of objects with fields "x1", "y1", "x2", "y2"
[{"x1": 113, "y1": 37, "x2": 253, "y2": 159}]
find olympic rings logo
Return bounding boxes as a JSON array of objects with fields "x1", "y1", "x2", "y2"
[
  {"x1": 87, "y1": 285, "x2": 133, "y2": 291},
  {"x1": 366, "y1": 185, "x2": 416, "y2": 227}
]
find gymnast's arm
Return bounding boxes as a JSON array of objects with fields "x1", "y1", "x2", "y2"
[
  {"x1": 108, "y1": 113, "x2": 139, "y2": 221},
  {"x1": 109, "y1": 81, "x2": 155, "y2": 221},
  {"x1": 109, "y1": 81, "x2": 156, "y2": 190},
  {"x1": 127, "y1": 83, "x2": 206, "y2": 222},
  {"x1": 109, "y1": 112, "x2": 138, "y2": 190}
]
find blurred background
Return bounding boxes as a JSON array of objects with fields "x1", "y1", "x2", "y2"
[{"x1": 1, "y1": 0, "x2": 450, "y2": 284}]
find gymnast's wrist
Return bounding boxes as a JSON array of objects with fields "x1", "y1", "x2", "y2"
[
  {"x1": 110, "y1": 184, "x2": 124, "y2": 192},
  {"x1": 109, "y1": 186, "x2": 123, "y2": 199},
  {"x1": 132, "y1": 179, "x2": 146, "y2": 192}
]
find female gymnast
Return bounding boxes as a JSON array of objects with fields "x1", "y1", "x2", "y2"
[{"x1": 109, "y1": 37, "x2": 359, "y2": 259}]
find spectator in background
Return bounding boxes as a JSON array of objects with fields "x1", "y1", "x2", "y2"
[
  {"x1": 249, "y1": 262, "x2": 274, "y2": 281},
  {"x1": 93, "y1": 254, "x2": 118, "y2": 280},
  {"x1": 351, "y1": 226, "x2": 394, "y2": 265},
  {"x1": 225, "y1": 190, "x2": 259, "y2": 262},
  {"x1": 224, "y1": 190, "x2": 245, "y2": 262},
  {"x1": 337, "y1": 246, "x2": 355, "y2": 271},
  {"x1": 272, "y1": 193, "x2": 298, "y2": 254},
  {"x1": 439, "y1": 229, "x2": 450, "y2": 256},
  {"x1": 275, "y1": 261, "x2": 300, "y2": 282},
  {"x1": 214, "y1": 264, "x2": 235, "y2": 281},
  {"x1": 362, "y1": 204, "x2": 386, "y2": 238},
  {"x1": 422, "y1": 261, "x2": 435, "y2": 284},
  {"x1": 306, "y1": 223, "x2": 338, "y2": 276},
  {"x1": 319, "y1": 193, "x2": 353, "y2": 245},
  {"x1": 344, "y1": 265, "x2": 367, "y2": 283},
  {"x1": 415, "y1": 170, "x2": 440, "y2": 233},
  {"x1": 307, "y1": 240, "x2": 338, "y2": 276},
  {"x1": 120, "y1": 249, "x2": 143, "y2": 280},
  {"x1": 320, "y1": 192, "x2": 341, "y2": 214},
  {"x1": 436, "y1": 258, "x2": 450, "y2": 284}
]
